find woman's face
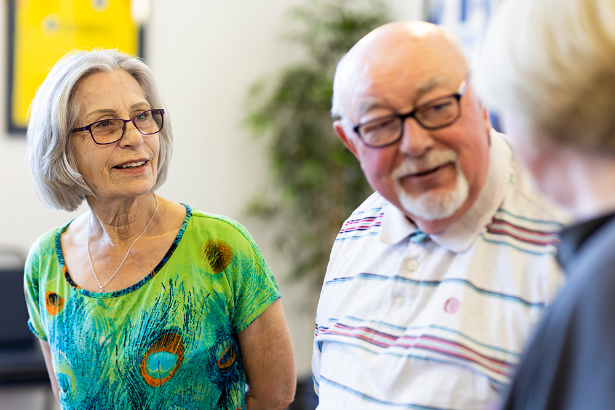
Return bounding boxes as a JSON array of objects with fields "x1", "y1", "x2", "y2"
[
  {"x1": 503, "y1": 111, "x2": 575, "y2": 209},
  {"x1": 71, "y1": 70, "x2": 160, "y2": 202}
]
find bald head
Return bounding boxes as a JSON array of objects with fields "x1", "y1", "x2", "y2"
[{"x1": 332, "y1": 21, "x2": 469, "y2": 119}]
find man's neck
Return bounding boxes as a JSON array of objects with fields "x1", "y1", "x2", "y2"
[{"x1": 406, "y1": 198, "x2": 475, "y2": 234}]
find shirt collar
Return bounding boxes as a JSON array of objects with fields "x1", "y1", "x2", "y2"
[{"x1": 380, "y1": 129, "x2": 512, "y2": 253}]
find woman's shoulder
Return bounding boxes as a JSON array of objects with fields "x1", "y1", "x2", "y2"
[
  {"x1": 187, "y1": 207, "x2": 254, "y2": 241},
  {"x1": 181, "y1": 207, "x2": 267, "y2": 265},
  {"x1": 25, "y1": 220, "x2": 73, "y2": 276},
  {"x1": 28, "y1": 221, "x2": 72, "y2": 256}
]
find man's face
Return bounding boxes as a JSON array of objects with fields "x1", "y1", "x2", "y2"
[{"x1": 334, "y1": 34, "x2": 491, "y2": 232}]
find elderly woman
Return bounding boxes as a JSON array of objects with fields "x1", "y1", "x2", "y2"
[
  {"x1": 24, "y1": 49, "x2": 295, "y2": 409},
  {"x1": 479, "y1": 0, "x2": 615, "y2": 408}
]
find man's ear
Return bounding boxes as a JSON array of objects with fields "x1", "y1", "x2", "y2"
[
  {"x1": 333, "y1": 120, "x2": 360, "y2": 160},
  {"x1": 480, "y1": 104, "x2": 492, "y2": 137}
]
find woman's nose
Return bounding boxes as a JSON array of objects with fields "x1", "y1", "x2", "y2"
[{"x1": 118, "y1": 121, "x2": 144, "y2": 148}]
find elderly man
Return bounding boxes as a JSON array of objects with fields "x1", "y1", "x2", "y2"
[{"x1": 311, "y1": 21, "x2": 567, "y2": 410}]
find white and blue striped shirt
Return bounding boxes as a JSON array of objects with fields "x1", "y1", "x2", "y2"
[{"x1": 312, "y1": 131, "x2": 568, "y2": 410}]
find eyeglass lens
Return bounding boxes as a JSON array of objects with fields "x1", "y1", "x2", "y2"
[
  {"x1": 359, "y1": 96, "x2": 459, "y2": 147},
  {"x1": 91, "y1": 110, "x2": 163, "y2": 144}
]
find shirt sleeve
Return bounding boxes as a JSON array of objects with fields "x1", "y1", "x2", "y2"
[
  {"x1": 225, "y1": 223, "x2": 281, "y2": 334},
  {"x1": 311, "y1": 312, "x2": 322, "y2": 396},
  {"x1": 24, "y1": 236, "x2": 48, "y2": 342}
]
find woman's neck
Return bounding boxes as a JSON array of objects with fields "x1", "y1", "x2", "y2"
[
  {"x1": 561, "y1": 149, "x2": 615, "y2": 223},
  {"x1": 86, "y1": 193, "x2": 158, "y2": 244}
]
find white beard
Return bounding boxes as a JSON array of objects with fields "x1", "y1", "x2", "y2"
[{"x1": 391, "y1": 150, "x2": 470, "y2": 221}]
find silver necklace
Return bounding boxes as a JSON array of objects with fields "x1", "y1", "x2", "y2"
[{"x1": 86, "y1": 195, "x2": 159, "y2": 293}]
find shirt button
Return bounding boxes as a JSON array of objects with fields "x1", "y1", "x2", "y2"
[
  {"x1": 395, "y1": 296, "x2": 405, "y2": 307},
  {"x1": 407, "y1": 259, "x2": 419, "y2": 272}
]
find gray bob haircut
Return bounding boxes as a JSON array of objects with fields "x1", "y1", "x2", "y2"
[
  {"x1": 27, "y1": 49, "x2": 173, "y2": 212},
  {"x1": 478, "y1": 0, "x2": 615, "y2": 153}
]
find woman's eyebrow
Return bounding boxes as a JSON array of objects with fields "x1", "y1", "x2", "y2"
[
  {"x1": 85, "y1": 102, "x2": 150, "y2": 120},
  {"x1": 85, "y1": 108, "x2": 117, "y2": 121},
  {"x1": 130, "y1": 101, "x2": 150, "y2": 110}
]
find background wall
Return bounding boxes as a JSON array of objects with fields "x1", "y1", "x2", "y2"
[{"x1": 0, "y1": 0, "x2": 422, "y2": 377}]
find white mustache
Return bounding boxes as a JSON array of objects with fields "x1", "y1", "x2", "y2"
[{"x1": 391, "y1": 149, "x2": 458, "y2": 179}]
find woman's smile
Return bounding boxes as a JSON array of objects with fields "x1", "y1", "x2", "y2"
[{"x1": 112, "y1": 158, "x2": 151, "y2": 175}]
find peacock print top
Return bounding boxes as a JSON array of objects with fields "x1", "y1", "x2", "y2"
[{"x1": 24, "y1": 205, "x2": 280, "y2": 410}]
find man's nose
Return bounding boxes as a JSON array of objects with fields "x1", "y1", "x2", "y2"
[{"x1": 398, "y1": 117, "x2": 435, "y2": 157}]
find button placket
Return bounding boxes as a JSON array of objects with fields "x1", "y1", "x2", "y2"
[
  {"x1": 392, "y1": 241, "x2": 423, "y2": 310},
  {"x1": 406, "y1": 259, "x2": 419, "y2": 272}
]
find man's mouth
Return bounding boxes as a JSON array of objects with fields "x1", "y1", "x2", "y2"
[
  {"x1": 115, "y1": 160, "x2": 147, "y2": 169},
  {"x1": 407, "y1": 162, "x2": 450, "y2": 178}
]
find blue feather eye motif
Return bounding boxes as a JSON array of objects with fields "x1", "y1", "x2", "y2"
[{"x1": 140, "y1": 332, "x2": 185, "y2": 387}]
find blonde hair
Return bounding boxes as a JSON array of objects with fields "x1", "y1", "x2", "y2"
[
  {"x1": 478, "y1": 0, "x2": 615, "y2": 152},
  {"x1": 27, "y1": 49, "x2": 173, "y2": 211}
]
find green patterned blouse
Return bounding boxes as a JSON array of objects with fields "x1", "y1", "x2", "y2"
[{"x1": 24, "y1": 205, "x2": 280, "y2": 409}]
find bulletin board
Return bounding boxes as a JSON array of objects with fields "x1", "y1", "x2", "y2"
[{"x1": 6, "y1": 0, "x2": 144, "y2": 133}]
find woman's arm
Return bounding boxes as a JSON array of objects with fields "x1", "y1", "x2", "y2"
[
  {"x1": 40, "y1": 340, "x2": 60, "y2": 404},
  {"x1": 238, "y1": 299, "x2": 296, "y2": 410}
]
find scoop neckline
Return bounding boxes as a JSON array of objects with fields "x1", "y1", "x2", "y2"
[{"x1": 54, "y1": 204, "x2": 193, "y2": 299}]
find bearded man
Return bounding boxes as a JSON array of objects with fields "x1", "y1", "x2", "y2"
[{"x1": 311, "y1": 21, "x2": 567, "y2": 410}]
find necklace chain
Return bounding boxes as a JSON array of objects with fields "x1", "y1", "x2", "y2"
[{"x1": 86, "y1": 194, "x2": 159, "y2": 293}]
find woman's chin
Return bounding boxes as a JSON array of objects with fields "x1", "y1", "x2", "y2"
[{"x1": 90, "y1": 184, "x2": 157, "y2": 203}]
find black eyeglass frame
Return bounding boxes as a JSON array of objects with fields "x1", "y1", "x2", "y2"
[
  {"x1": 71, "y1": 108, "x2": 165, "y2": 145},
  {"x1": 351, "y1": 75, "x2": 471, "y2": 148}
]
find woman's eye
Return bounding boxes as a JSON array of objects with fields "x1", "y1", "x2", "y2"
[
  {"x1": 95, "y1": 120, "x2": 112, "y2": 128},
  {"x1": 135, "y1": 111, "x2": 149, "y2": 120}
]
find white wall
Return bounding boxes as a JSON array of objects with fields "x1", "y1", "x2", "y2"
[{"x1": 0, "y1": 0, "x2": 422, "y2": 377}]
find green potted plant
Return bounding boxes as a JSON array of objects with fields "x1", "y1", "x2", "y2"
[{"x1": 245, "y1": 0, "x2": 389, "y2": 292}]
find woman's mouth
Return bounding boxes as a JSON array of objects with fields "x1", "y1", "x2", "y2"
[{"x1": 115, "y1": 160, "x2": 147, "y2": 169}]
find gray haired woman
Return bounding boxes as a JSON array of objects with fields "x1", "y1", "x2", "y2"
[{"x1": 24, "y1": 49, "x2": 295, "y2": 409}]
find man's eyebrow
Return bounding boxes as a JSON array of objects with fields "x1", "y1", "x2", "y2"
[
  {"x1": 355, "y1": 99, "x2": 386, "y2": 120},
  {"x1": 414, "y1": 76, "x2": 447, "y2": 98},
  {"x1": 354, "y1": 76, "x2": 448, "y2": 122}
]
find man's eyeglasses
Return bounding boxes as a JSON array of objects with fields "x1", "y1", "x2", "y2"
[
  {"x1": 352, "y1": 76, "x2": 471, "y2": 148},
  {"x1": 71, "y1": 109, "x2": 165, "y2": 145}
]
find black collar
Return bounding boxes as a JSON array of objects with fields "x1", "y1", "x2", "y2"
[{"x1": 557, "y1": 212, "x2": 615, "y2": 270}]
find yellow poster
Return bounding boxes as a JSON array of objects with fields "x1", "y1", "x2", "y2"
[{"x1": 9, "y1": 0, "x2": 140, "y2": 130}]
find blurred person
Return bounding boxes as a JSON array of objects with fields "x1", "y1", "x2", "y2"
[
  {"x1": 479, "y1": 0, "x2": 615, "y2": 408},
  {"x1": 24, "y1": 49, "x2": 295, "y2": 410},
  {"x1": 311, "y1": 21, "x2": 568, "y2": 410}
]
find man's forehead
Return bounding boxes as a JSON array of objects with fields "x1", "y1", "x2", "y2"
[{"x1": 337, "y1": 48, "x2": 464, "y2": 117}]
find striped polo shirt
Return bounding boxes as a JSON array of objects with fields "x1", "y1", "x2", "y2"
[{"x1": 312, "y1": 131, "x2": 568, "y2": 410}]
